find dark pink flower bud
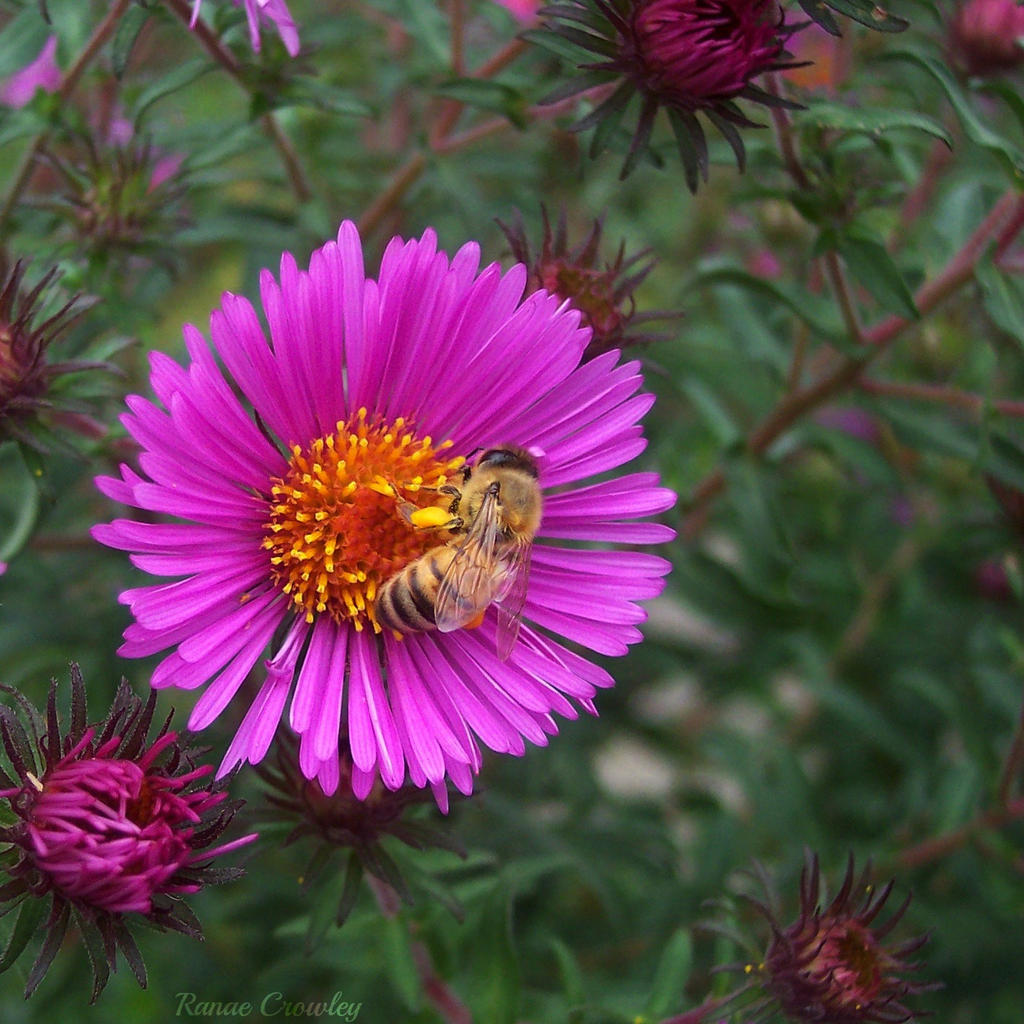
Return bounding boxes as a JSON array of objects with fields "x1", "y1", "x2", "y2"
[
  {"x1": 498, "y1": 207, "x2": 680, "y2": 360},
  {"x1": 629, "y1": 0, "x2": 787, "y2": 108},
  {"x1": 0, "y1": 668, "x2": 256, "y2": 999},
  {"x1": 951, "y1": 0, "x2": 1024, "y2": 76},
  {"x1": 755, "y1": 854, "x2": 934, "y2": 1023},
  {"x1": 541, "y1": 0, "x2": 802, "y2": 186}
]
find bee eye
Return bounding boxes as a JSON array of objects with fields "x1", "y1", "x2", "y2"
[{"x1": 480, "y1": 449, "x2": 514, "y2": 468}]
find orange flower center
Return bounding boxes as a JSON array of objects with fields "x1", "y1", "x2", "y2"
[{"x1": 262, "y1": 409, "x2": 462, "y2": 632}]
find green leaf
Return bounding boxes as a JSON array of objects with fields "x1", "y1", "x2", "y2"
[
  {"x1": 0, "y1": 105, "x2": 52, "y2": 148},
  {"x1": 467, "y1": 891, "x2": 521, "y2": 1024},
  {"x1": 269, "y1": 77, "x2": 373, "y2": 118},
  {"x1": 681, "y1": 379, "x2": 743, "y2": 448},
  {"x1": 382, "y1": 917, "x2": 421, "y2": 1012},
  {"x1": 0, "y1": 444, "x2": 41, "y2": 565},
  {"x1": 825, "y1": 225, "x2": 919, "y2": 321},
  {"x1": 977, "y1": 80, "x2": 1024, "y2": 140},
  {"x1": 519, "y1": 28, "x2": 595, "y2": 64},
  {"x1": 0, "y1": 8, "x2": 53, "y2": 76},
  {"x1": 112, "y1": 4, "x2": 151, "y2": 79},
  {"x1": 881, "y1": 402, "x2": 979, "y2": 464},
  {"x1": 883, "y1": 50, "x2": 1024, "y2": 179},
  {"x1": 690, "y1": 262, "x2": 849, "y2": 345},
  {"x1": 335, "y1": 851, "x2": 364, "y2": 928},
  {"x1": 0, "y1": 895, "x2": 45, "y2": 974},
  {"x1": 986, "y1": 433, "x2": 1024, "y2": 494},
  {"x1": 796, "y1": 0, "x2": 841, "y2": 34},
  {"x1": 303, "y1": 849, "x2": 345, "y2": 952},
  {"x1": 133, "y1": 57, "x2": 215, "y2": 125},
  {"x1": 820, "y1": 0, "x2": 908, "y2": 31},
  {"x1": 793, "y1": 102, "x2": 951, "y2": 146},
  {"x1": 644, "y1": 928, "x2": 693, "y2": 1019},
  {"x1": 549, "y1": 938, "x2": 586, "y2": 1022},
  {"x1": 976, "y1": 254, "x2": 1024, "y2": 346},
  {"x1": 396, "y1": 0, "x2": 449, "y2": 63},
  {"x1": 434, "y1": 79, "x2": 528, "y2": 129}
]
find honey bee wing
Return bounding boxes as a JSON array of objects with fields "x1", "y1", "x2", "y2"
[
  {"x1": 434, "y1": 487, "x2": 505, "y2": 632},
  {"x1": 495, "y1": 535, "x2": 532, "y2": 662}
]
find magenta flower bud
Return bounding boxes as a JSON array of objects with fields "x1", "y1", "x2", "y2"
[
  {"x1": 0, "y1": 668, "x2": 256, "y2": 999},
  {"x1": 0, "y1": 259, "x2": 107, "y2": 451},
  {"x1": 629, "y1": 0, "x2": 787, "y2": 109},
  {"x1": 541, "y1": 0, "x2": 801, "y2": 187},
  {"x1": 498, "y1": 206, "x2": 680, "y2": 360},
  {"x1": 951, "y1": 0, "x2": 1024, "y2": 76},
  {"x1": 0, "y1": 35, "x2": 60, "y2": 108},
  {"x1": 23, "y1": 731, "x2": 248, "y2": 915}
]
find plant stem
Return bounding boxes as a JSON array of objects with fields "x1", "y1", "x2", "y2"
[
  {"x1": 360, "y1": 38, "x2": 584, "y2": 235},
  {"x1": 681, "y1": 190, "x2": 1024, "y2": 537},
  {"x1": 164, "y1": 0, "x2": 313, "y2": 204},
  {"x1": 412, "y1": 941, "x2": 473, "y2": 1024},
  {"x1": 0, "y1": 0, "x2": 136, "y2": 236},
  {"x1": 997, "y1": 694, "x2": 1024, "y2": 806},
  {"x1": 831, "y1": 534, "x2": 922, "y2": 668},
  {"x1": 895, "y1": 798, "x2": 1024, "y2": 869},
  {"x1": 765, "y1": 73, "x2": 810, "y2": 190},
  {"x1": 822, "y1": 249, "x2": 865, "y2": 345},
  {"x1": 857, "y1": 377, "x2": 1024, "y2": 419},
  {"x1": 356, "y1": 153, "x2": 428, "y2": 237},
  {"x1": 450, "y1": 0, "x2": 466, "y2": 75}
]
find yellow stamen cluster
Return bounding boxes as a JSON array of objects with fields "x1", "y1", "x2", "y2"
[{"x1": 263, "y1": 408, "x2": 462, "y2": 631}]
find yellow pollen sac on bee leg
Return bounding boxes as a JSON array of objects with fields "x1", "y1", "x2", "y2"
[{"x1": 409, "y1": 505, "x2": 454, "y2": 530}]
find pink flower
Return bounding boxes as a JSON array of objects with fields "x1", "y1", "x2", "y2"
[
  {"x1": 0, "y1": 36, "x2": 60, "y2": 109},
  {"x1": 191, "y1": 0, "x2": 300, "y2": 57},
  {"x1": 94, "y1": 221, "x2": 674, "y2": 808},
  {"x1": 493, "y1": 0, "x2": 541, "y2": 22},
  {"x1": 951, "y1": 0, "x2": 1024, "y2": 76}
]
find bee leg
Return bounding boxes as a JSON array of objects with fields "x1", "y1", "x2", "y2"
[
  {"x1": 439, "y1": 484, "x2": 462, "y2": 516},
  {"x1": 463, "y1": 611, "x2": 486, "y2": 630}
]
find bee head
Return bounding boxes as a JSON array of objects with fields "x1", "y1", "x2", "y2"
[{"x1": 478, "y1": 446, "x2": 539, "y2": 478}]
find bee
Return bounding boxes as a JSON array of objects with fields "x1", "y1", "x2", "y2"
[{"x1": 375, "y1": 446, "x2": 542, "y2": 660}]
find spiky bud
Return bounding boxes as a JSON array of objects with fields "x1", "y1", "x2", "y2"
[
  {"x1": 0, "y1": 259, "x2": 105, "y2": 450},
  {"x1": 498, "y1": 207, "x2": 678, "y2": 360},
  {"x1": 540, "y1": 0, "x2": 802, "y2": 187},
  {"x1": 0, "y1": 666, "x2": 256, "y2": 1000}
]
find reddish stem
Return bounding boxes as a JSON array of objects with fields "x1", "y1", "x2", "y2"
[
  {"x1": 681, "y1": 191, "x2": 1024, "y2": 538},
  {"x1": 896, "y1": 798, "x2": 1024, "y2": 869},
  {"x1": 857, "y1": 378, "x2": 1024, "y2": 419},
  {"x1": 412, "y1": 941, "x2": 473, "y2": 1024},
  {"x1": 163, "y1": 0, "x2": 312, "y2": 203}
]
